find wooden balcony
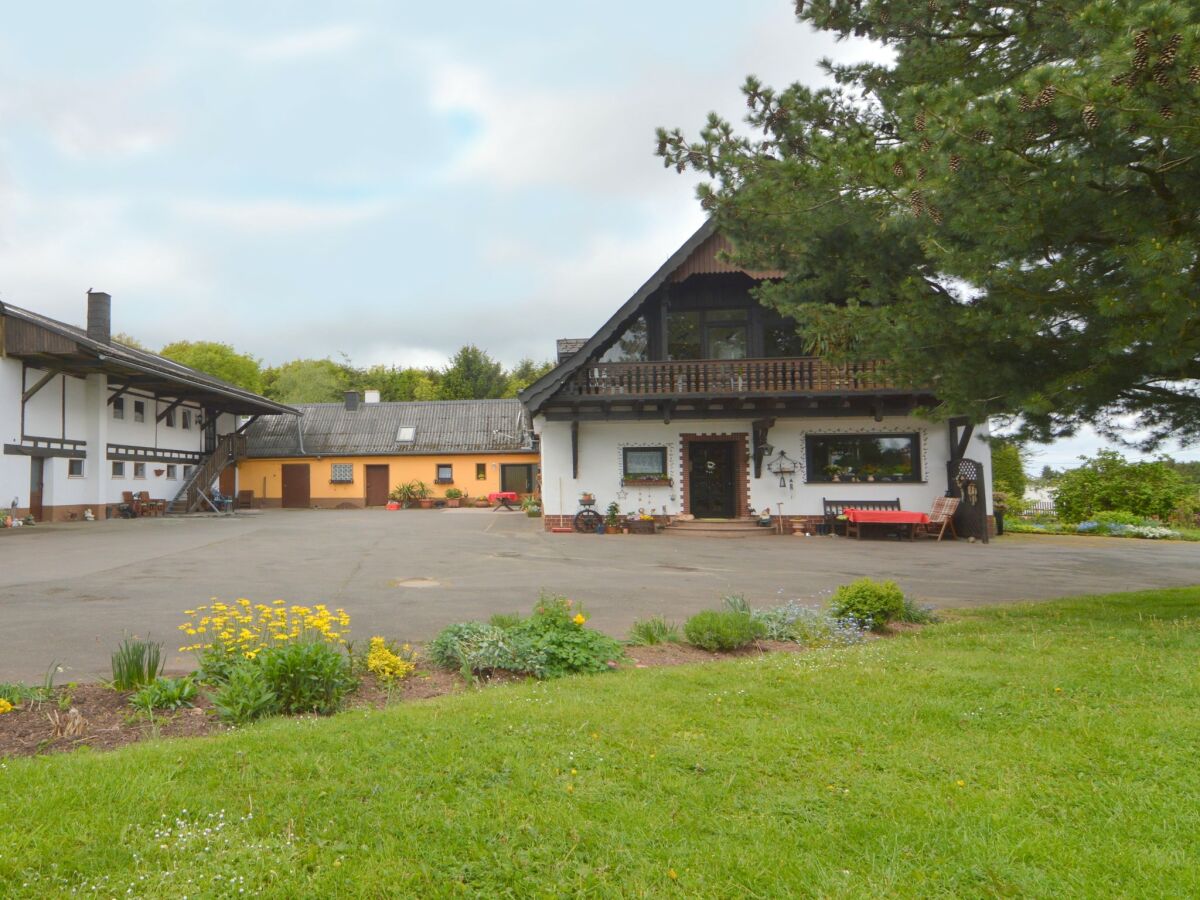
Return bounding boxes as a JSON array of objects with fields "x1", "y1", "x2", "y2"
[{"x1": 564, "y1": 358, "x2": 894, "y2": 398}]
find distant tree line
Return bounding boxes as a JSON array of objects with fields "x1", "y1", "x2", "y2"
[{"x1": 139, "y1": 339, "x2": 553, "y2": 404}]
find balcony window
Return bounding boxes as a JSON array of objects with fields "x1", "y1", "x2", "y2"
[
  {"x1": 668, "y1": 309, "x2": 749, "y2": 360},
  {"x1": 763, "y1": 314, "x2": 808, "y2": 358},
  {"x1": 806, "y1": 433, "x2": 920, "y2": 483},
  {"x1": 600, "y1": 315, "x2": 648, "y2": 362}
]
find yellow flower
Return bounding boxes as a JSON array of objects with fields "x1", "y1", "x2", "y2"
[
  {"x1": 0, "y1": 698, "x2": 15, "y2": 714},
  {"x1": 573, "y1": 613, "x2": 587, "y2": 626},
  {"x1": 668, "y1": 869, "x2": 678, "y2": 881},
  {"x1": 956, "y1": 780, "x2": 966, "y2": 788}
]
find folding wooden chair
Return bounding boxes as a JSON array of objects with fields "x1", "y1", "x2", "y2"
[{"x1": 918, "y1": 496, "x2": 960, "y2": 541}]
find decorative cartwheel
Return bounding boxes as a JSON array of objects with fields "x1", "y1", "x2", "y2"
[{"x1": 945, "y1": 457, "x2": 990, "y2": 542}]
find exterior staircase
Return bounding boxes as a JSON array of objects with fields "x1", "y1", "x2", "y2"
[
  {"x1": 165, "y1": 433, "x2": 246, "y2": 515},
  {"x1": 665, "y1": 517, "x2": 777, "y2": 538}
]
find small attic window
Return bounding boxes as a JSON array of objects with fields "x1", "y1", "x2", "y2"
[{"x1": 396, "y1": 426, "x2": 416, "y2": 443}]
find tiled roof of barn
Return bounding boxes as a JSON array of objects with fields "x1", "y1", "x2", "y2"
[{"x1": 243, "y1": 399, "x2": 534, "y2": 458}]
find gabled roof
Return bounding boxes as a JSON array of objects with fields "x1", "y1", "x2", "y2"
[
  {"x1": 518, "y1": 218, "x2": 721, "y2": 413},
  {"x1": 0, "y1": 300, "x2": 297, "y2": 417},
  {"x1": 243, "y1": 399, "x2": 534, "y2": 458}
]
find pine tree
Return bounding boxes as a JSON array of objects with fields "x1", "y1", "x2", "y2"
[{"x1": 657, "y1": 0, "x2": 1200, "y2": 448}]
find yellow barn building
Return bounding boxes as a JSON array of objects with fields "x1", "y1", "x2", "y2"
[{"x1": 238, "y1": 394, "x2": 539, "y2": 509}]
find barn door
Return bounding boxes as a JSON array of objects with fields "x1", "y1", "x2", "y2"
[
  {"x1": 29, "y1": 457, "x2": 45, "y2": 521},
  {"x1": 281, "y1": 464, "x2": 311, "y2": 509},
  {"x1": 945, "y1": 457, "x2": 989, "y2": 542}
]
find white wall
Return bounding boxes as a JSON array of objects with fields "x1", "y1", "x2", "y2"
[
  {"x1": 0, "y1": 358, "x2": 26, "y2": 510},
  {"x1": 535, "y1": 414, "x2": 993, "y2": 518}
]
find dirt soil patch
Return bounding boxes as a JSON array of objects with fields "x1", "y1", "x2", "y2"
[{"x1": 1, "y1": 629, "x2": 913, "y2": 759}]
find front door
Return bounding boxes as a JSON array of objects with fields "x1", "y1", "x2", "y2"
[
  {"x1": 219, "y1": 466, "x2": 236, "y2": 498},
  {"x1": 364, "y1": 465, "x2": 390, "y2": 507},
  {"x1": 689, "y1": 441, "x2": 737, "y2": 518},
  {"x1": 281, "y1": 464, "x2": 311, "y2": 509},
  {"x1": 29, "y1": 457, "x2": 45, "y2": 521},
  {"x1": 500, "y1": 463, "x2": 535, "y2": 495}
]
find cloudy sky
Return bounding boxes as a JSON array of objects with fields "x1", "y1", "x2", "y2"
[{"x1": 1, "y1": 1, "x2": 1194, "y2": 469}]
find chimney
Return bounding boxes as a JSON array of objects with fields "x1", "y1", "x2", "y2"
[
  {"x1": 344, "y1": 391, "x2": 361, "y2": 411},
  {"x1": 87, "y1": 291, "x2": 112, "y2": 344},
  {"x1": 364, "y1": 389, "x2": 381, "y2": 404}
]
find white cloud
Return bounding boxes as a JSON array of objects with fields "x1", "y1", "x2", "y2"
[
  {"x1": 174, "y1": 198, "x2": 390, "y2": 233},
  {"x1": 206, "y1": 25, "x2": 366, "y2": 64}
]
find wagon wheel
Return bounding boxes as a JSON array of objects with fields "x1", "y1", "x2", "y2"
[{"x1": 573, "y1": 508, "x2": 603, "y2": 534}]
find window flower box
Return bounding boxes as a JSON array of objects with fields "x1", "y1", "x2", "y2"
[{"x1": 621, "y1": 476, "x2": 672, "y2": 487}]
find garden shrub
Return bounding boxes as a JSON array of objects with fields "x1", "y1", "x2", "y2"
[
  {"x1": 990, "y1": 438, "x2": 1027, "y2": 498},
  {"x1": 627, "y1": 616, "x2": 681, "y2": 646},
  {"x1": 896, "y1": 597, "x2": 940, "y2": 625},
  {"x1": 256, "y1": 641, "x2": 356, "y2": 715},
  {"x1": 1054, "y1": 451, "x2": 1192, "y2": 522},
  {"x1": 111, "y1": 638, "x2": 164, "y2": 690},
  {"x1": 683, "y1": 609, "x2": 766, "y2": 651},
  {"x1": 430, "y1": 596, "x2": 623, "y2": 678},
  {"x1": 488, "y1": 612, "x2": 523, "y2": 630},
  {"x1": 130, "y1": 676, "x2": 199, "y2": 713},
  {"x1": 213, "y1": 665, "x2": 277, "y2": 725},
  {"x1": 178, "y1": 600, "x2": 350, "y2": 661},
  {"x1": 365, "y1": 637, "x2": 417, "y2": 684},
  {"x1": 829, "y1": 578, "x2": 906, "y2": 631}
]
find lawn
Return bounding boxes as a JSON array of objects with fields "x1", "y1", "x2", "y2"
[{"x1": 2, "y1": 588, "x2": 1198, "y2": 898}]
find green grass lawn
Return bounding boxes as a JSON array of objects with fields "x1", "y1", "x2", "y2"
[{"x1": 3, "y1": 588, "x2": 1199, "y2": 898}]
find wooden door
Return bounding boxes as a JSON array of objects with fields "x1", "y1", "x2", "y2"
[
  {"x1": 500, "y1": 464, "x2": 534, "y2": 494},
  {"x1": 281, "y1": 464, "x2": 311, "y2": 509},
  {"x1": 29, "y1": 457, "x2": 45, "y2": 521},
  {"x1": 364, "y1": 465, "x2": 390, "y2": 507},
  {"x1": 219, "y1": 466, "x2": 236, "y2": 497},
  {"x1": 688, "y1": 441, "x2": 737, "y2": 519}
]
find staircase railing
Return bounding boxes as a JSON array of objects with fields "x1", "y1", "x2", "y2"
[{"x1": 168, "y1": 433, "x2": 247, "y2": 514}]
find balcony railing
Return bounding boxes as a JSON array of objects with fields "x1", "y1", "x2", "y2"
[{"x1": 565, "y1": 357, "x2": 894, "y2": 397}]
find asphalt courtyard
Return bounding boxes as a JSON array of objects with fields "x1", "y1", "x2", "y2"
[{"x1": 1, "y1": 509, "x2": 1197, "y2": 681}]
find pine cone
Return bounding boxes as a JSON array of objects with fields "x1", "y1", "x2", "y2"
[
  {"x1": 1152, "y1": 63, "x2": 1172, "y2": 88},
  {"x1": 1190, "y1": 65, "x2": 1200, "y2": 84},
  {"x1": 1035, "y1": 85, "x2": 1057, "y2": 107},
  {"x1": 919, "y1": 137, "x2": 932, "y2": 152},
  {"x1": 928, "y1": 204, "x2": 944, "y2": 225},
  {"x1": 1082, "y1": 105, "x2": 1099, "y2": 129},
  {"x1": 1133, "y1": 50, "x2": 1148, "y2": 71},
  {"x1": 908, "y1": 190, "x2": 925, "y2": 216},
  {"x1": 1111, "y1": 72, "x2": 1131, "y2": 87},
  {"x1": 880, "y1": 6, "x2": 890, "y2": 24},
  {"x1": 915, "y1": 112, "x2": 926, "y2": 132},
  {"x1": 1018, "y1": 95, "x2": 1032, "y2": 112},
  {"x1": 1134, "y1": 29, "x2": 1150, "y2": 53},
  {"x1": 949, "y1": 154, "x2": 963, "y2": 172},
  {"x1": 973, "y1": 129, "x2": 992, "y2": 143},
  {"x1": 1160, "y1": 105, "x2": 1174, "y2": 120},
  {"x1": 917, "y1": 166, "x2": 927, "y2": 181},
  {"x1": 1161, "y1": 34, "x2": 1182, "y2": 64},
  {"x1": 893, "y1": 161, "x2": 906, "y2": 178}
]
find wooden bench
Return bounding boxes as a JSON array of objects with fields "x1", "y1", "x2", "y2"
[{"x1": 823, "y1": 498, "x2": 901, "y2": 536}]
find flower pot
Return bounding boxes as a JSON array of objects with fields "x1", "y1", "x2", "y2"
[
  {"x1": 446, "y1": 499, "x2": 461, "y2": 508},
  {"x1": 418, "y1": 499, "x2": 434, "y2": 509},
  {"x1": 475, "y1": 499, "x2": 490, "y2": 508}
]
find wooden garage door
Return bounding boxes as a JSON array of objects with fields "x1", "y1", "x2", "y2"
[
  {"x1": 364, "y1": 465, "x2": 390, "y2": 507},
  {"x1": 281, "y1": 464, "x2": 311, "y2": 509}
]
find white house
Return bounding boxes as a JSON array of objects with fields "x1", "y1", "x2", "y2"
[
  {"x1": 1, "y1": 292, "x2": 295, "y2": 522},
  {"x1": 520, "y1": 220, "x2": 994, "y2": 538}
]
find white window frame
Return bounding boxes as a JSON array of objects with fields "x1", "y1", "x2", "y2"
[
  {"x1": 133, "y1": 462, "x2": 147, "y2": 480},
  {"x1": 112, "y1": 461, "x2": 126, "y2": 478},
  {"x1": 166, "y1": 464, "x2": 178, "y2": 480}
]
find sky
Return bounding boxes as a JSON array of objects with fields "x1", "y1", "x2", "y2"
[{"x1": 0, "y1": 1, "x2": 1194, "y2": 471}]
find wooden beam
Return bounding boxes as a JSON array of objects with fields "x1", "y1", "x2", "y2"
[
  {"x1": 235, "y1": 415, "x2": 260, "y2": 435},
  {"x1": 22, "y1": 369, "x2": 60, "y2": 403},
  {"x1": 156, "y1": 398, "x2": 185, "y2": 423},
  {"x1": 570, "y1": 420, "x2": 579, "y2": 479},
  {"x1": 751, "y1": 417, "x2": 776, "y2": 479},
  {"x1": 107, "y1": 382, "x2": 133, "y2": 406}
]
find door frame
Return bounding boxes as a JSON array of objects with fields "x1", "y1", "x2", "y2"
[
  {"x1": 280, "y1": 463, "x2": 311, "y2": 509},
  {"x1": 364, "y1": 464, "x2": 391, "y2": 507},
  {"x1": 680, "y1": 433, "x2": 750, "y2": 519},
  {"x1": 29, "y1": 456, "x2": 45, "y2": 521},
  {"x1": 500, "y1": 463, "x2": 536, "y2": 495}
]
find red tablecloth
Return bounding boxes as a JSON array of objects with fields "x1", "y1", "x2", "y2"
[
  {"x1": 844, "y1": 509, "x2": 930, "y2": 525},
  {"x1": 487, "y1": 492, "x2": 519, "y2": 503}
]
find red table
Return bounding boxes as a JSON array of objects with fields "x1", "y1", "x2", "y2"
[
  {"x1": 844, "y1": 508, "x2": 930, "y2": 540},
  {"x1": 487, "y1": 491, "x2": 519, "y2": 511}
]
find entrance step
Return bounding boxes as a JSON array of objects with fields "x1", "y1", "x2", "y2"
[{"x1": 666, "y1": 518, "x2": 777, "y2": 538}]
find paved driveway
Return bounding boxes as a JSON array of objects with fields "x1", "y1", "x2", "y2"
[{"x1": 1, "y1": 509, "x2": 1197, "y2": 681}]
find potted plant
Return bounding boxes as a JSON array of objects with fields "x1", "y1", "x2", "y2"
[
  {"x1": 860, "y1": 464, "x2": 879, "y2": 483},
  {"x1": 445, "y1": 487, "x2": 464, "y2": 508},
  {"x1": 823, "y1": 464, "x2": 843, "y2": 483},
  {"x1": 414, "y1": 481, "x2": 434, "y2": 509},
  {"x1": 389, "y1": 480, "x2": 432, "y2": 509},
  {"x1": 475, "y1": 496, "x2": 491, "y2": 508},
  {"x1": 580, "y1": 492, "x2": 596, "y2": 506},
  {"x1": 521, "y1": 495, "x2": 542, "y2": 518},
  {"x1": 605, "y1": 501, "x2": 622, "y2": 534}
]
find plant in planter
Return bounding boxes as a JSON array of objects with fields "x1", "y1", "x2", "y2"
[
  {"x1": 605, "y1": 501, "x2": 621, "y2": 533},
  {"x1": 823, "y1": 464, "x2": 844, "y2": 483},
  {"x1": 622, "y1": 472, "x2": 671, "y2": 486},
  {"x1": 444, "y1": 487, "x2": 464, "y2": 508},
  {"x1": 521, "y1": 495, "x2": 542, "y2": 517},
  {"x1": 580, "y1": 492, "x2": 596, "y2": 506},
  {"x1": 475, "y1": 496, "x2": 491, "y2": 508},
  {"x1": 859, "y1": 464, "x2": 880, "y2": 483},
  {"x1": 389, "y1": 480, "x2": 431, "y2": 509}
]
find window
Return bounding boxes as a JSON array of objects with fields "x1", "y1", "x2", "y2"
[
  {"x1": 396, "y1": 426, "x2": 416, "y2": 443},
  {"x1": 112, "y1": 461, "x2": 125, "y2": 478},
  {"x1": 435, "y1": 464, "x2": 453, "y2": 484},
  {"x1": 133, "y1": 462, "x2": 147, "y2": 479},
  {"x1": 133, "y1": 400, "x2": 145, "y2": 423},
  {"x1": 68, "y1": 458, "x2": 85, "y2": 478},
  {"x1": 166, "y1": 464, "x2": 178, "y2": 480},
  {"x1": 806, "y1": 433, "x2": 921, "y2": 483},
  {"x1": 667, "y1": 308, "x2": 749, "y2": 360},
  {"x1": 183, "y1": 465, "x2": 193, "y2": 480},
  {"x1": 600, "y1": 315, "x2": 648, "y2": 362},
  {"x1": 112, "y1": 398, "x2": 125, "y2": 420},
  {"x1": 165, "y1": 408, "x2": 176, "y2": 428},
  {"x1": 763, "y1": 312, "x2": 807, "y2": 358},
  {"x1": 622, "y1": 447, "x2": 669, "y2": 483},
  {"x1": 331, "y1": 463, "x2": 354, "y2": 484},
  {"x1": 475, "y1": 462, "x2": 487, "y2": 480},
  {"x1": 181, "y1": 411, "x2": 191, "y2": 430}
]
